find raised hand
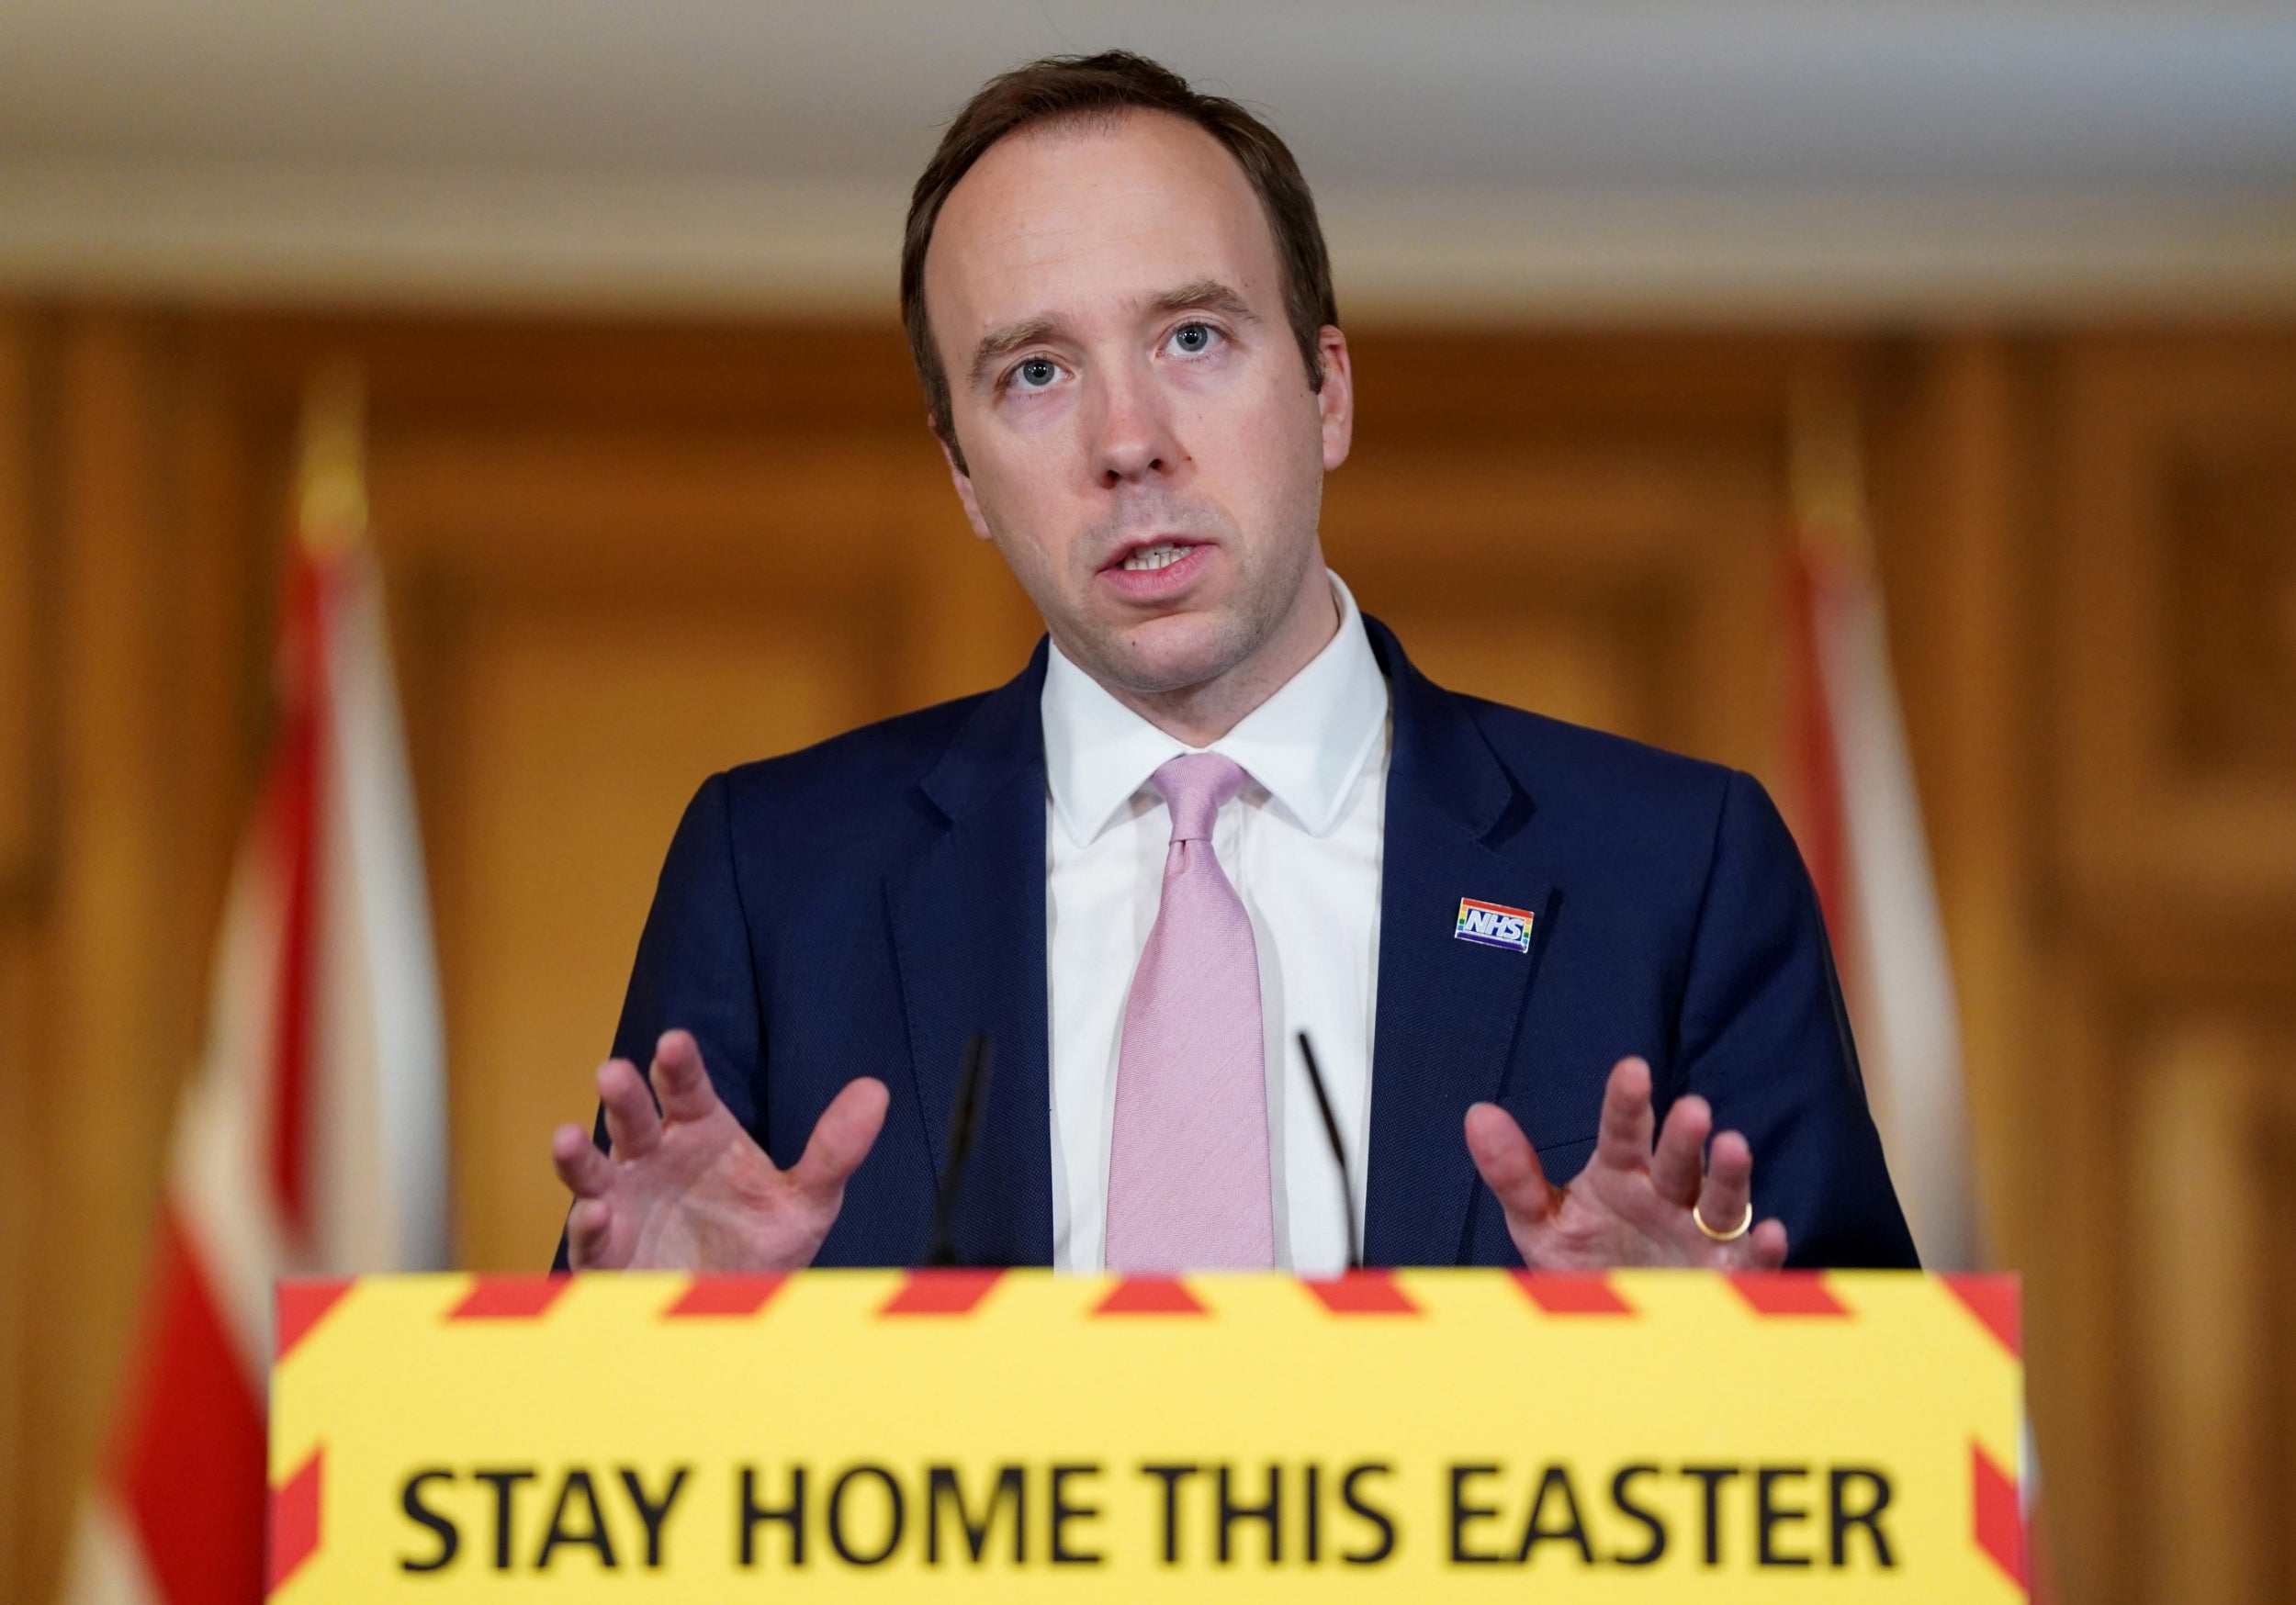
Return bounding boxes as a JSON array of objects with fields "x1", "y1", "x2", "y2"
[
  {"x1": 1464, "y1": 1056, "x2": 1789, "y2": 1270},
  {"x1": 550, "y1": 1029, "x2": 888, "y2": 1272}
]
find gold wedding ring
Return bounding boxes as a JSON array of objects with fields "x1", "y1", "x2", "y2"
[{"x1": 1694, "y1": 1200, "x2": 1755, "y2": 1243}]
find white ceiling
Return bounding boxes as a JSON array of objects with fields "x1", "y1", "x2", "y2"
[
  {"x1": 8, "y1": 0, "x2": 2296, "y2": 185},
  {"x1": 5, "y1": 1, "x2": 2295, "y2": 316}
]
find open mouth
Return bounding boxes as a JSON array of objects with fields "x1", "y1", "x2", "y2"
[
  {"x1": 1098, "y1": 535, "x2": 1214, "y2": 599},
  {"x1": 1118, "y1": 541, "x2": 1196, "y2": 573}
]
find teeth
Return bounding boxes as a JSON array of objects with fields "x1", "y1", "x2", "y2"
[{"x1": 1122, "y1": 543, "x2": 1188, "y2": 572}]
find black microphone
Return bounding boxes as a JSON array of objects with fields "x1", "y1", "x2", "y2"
[
  {"x1": 1297, "y1": 1032, "x2": 1361, "y2": 1271},
  {"x1": 926, "y1": 1032, "x2": 994, "y2": 1267}
]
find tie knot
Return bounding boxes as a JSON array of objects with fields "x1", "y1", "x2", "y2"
[{"x1": 1151, "y1": 751, "x2": 1246, "y2": 843}]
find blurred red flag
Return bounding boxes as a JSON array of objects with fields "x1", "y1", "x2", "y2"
[
  {"x1": 57, "y1": 368, "x2": 448, "y2": 1605},
  {"x1": 1783, "y1": 385, "x2": 2048, "y2": 1600},
  {"x1": 1784, "y1": 390, "x2": 1976, "y2": 1272}
]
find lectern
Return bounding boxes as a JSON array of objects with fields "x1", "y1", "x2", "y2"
[{"x1": 266, "y1": 1269, "x2": 2026, "y2": 1599}]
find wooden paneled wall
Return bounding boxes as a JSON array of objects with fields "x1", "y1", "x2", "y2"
[{"x1": 0, "y1": 306, "x2": 2290, "y2": 1604}]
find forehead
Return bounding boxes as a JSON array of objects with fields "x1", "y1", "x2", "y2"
[{"x1": 923, "y1": 110, "x2": 1281, "y2": 334}]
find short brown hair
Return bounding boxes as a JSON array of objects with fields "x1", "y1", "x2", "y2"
[{"x1": 902, "y1": 51, "x2": 1338, "y2": 470}]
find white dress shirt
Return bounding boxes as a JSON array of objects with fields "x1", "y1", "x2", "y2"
[{"x1": 1041, "y1": 571, "x2": 1391, "y2": 1275}]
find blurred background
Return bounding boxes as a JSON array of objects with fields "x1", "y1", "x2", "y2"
[{"x1": 3, "y1": 4, "x2": 2294, "y2": 1601}]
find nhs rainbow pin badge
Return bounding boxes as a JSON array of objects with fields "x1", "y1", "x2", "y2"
[{"x1": 1454, "y1": 896, "x2": 1536, "y2": 953}]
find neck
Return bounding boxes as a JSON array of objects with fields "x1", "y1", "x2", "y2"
[{"x1": 1090, "y1": 567, "x2": 1342, "y2": 748}]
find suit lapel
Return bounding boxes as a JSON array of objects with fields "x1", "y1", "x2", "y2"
[
  {"x1": 887, "y1": 644, "x2": 1055, "y2": 1268},
  {"x1": 1362, "y1": 620, "x2": 1554, "y2": 1266}
]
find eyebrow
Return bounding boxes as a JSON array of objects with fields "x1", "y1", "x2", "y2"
[
  {"x1": 968, "y1": 317, "x2": 1061, "y2": 389},
  {"x1": 1147, "y1": 278, "x2": 1260, "y2": 326},
  {"x1": 964, "y1": 279, "x2": 1263, "y2": 389}
]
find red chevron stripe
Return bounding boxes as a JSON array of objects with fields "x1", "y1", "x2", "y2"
[
  {"x1": 112, "y1": 1210, "x2": 266, "y2": 1605},
  {"x1": 1972, "y1": 1441, "x2": 2027, "y2": 1589},
  {"x1": 1304, "y1": 1272, "x2": 1419, "y2": 1314},
  {"x1": 265, "y1": 1449, "x2": 323, "y2": 1596},
  {"x1": 1513, "y1": 1271, "x2": 1635, "y2": 1315},
  {"x1": 1728, "y1": 1272, "x2": 1849, "y2": 1316},
  {"x1": 1941, "y1": 1274, "x2": 2021, "y2": 1359},
  {"x1": 447, "y1": 1274, "x2": 570, "y2": 1319},
  {"x1": 665, "y1": 1274, "x2": 789, "y2": 1317},
  {"x1": 1095, "y1": 1277, "x2": 1207, "y2": 1315},
  {"x1": 275, "y1": 1279, "x2": 355, "y2": 1362},
  {"x1": 880, "y1": 1269, "x2": 1003, "y2": 1315}
]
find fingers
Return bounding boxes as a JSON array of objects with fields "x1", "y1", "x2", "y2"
[
  {"x1": 1745, "y1": 1218, "x2": 1791, "y2": 1270},
  {"x1": 1649, "y1": 1094, "x2": 1711, "y2": 1207},
  {"x1": 647, "y1": 1029, "x2": 720, "y2": 1125},
  {"x1": 565, "y1": 1197, "x2": 616, "y2": 1270},
  {"x1": 597, "y1": 1057, "x2": 661, "y2": 1160},
  {"x1": 787, "y1": 1078, "x2": 891, "y2": 1206},
  {"x1": 551, "y1": 1122, "x2": 614, "y2": 1198},
  {"x1": 1693, "y1": 1128, "x2": 1755, "y2": 1240},
  {"x1": 1593, "y1": 1057, "x2": 1656, "y2": 1173},
  {"x1": 554, "y1": 1122, "x2": 621, "y2": 1269},
  {"x1": 1663, "y1": 1108, "x2": 1786, "y2": 1268},
  {"x1": 1464, "y1": 1102, "x2": 1554, "y2": 1231}
]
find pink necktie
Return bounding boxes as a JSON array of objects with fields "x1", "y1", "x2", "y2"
[{"x1": 1104, "y1": 752, "x2": 1275, "y2": 1272}]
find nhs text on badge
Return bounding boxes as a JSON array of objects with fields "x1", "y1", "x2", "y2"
[{"x1": 1455, "y1": 897, "x2": 1536, "y2": 953}]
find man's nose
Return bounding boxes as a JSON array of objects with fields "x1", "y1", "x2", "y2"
[{"x1": 1088, "y1": 365, "x2": 1182, "y2": 488}]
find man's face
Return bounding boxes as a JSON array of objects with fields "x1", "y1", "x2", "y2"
[{"x1": 923, "y1": 111, "x2": 1352, "y2": 699}]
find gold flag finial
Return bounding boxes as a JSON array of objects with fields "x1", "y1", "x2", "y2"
[
  {"x1": 297, "y1": 359, "x2": 369, "y2": 559},
  {"x1": 1786, "y1": 371, "x2": 1872, "y2": 573}
]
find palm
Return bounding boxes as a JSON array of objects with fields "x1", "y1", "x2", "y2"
[
  {"x1": 552, "y1": 1030, "x2": 888, "y2": 1273},
  {"x1": 1536, "y1": 1171, "x2": 1705, "y2": 1267},
  {"x1": 1465, "y1": 1056, "x2": 1790, "y2": 1271},
  {"x1": 604, "y1": 1103, "x2": 796, "y2": 1271}
]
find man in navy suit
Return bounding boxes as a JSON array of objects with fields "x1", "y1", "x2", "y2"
[{"x1": 551, "y1": 52, "x2": 1917, "y2": 1274}]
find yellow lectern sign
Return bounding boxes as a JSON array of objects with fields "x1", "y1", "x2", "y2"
[{"x1": 266, "y1": 1269, "x2": 2025, "y2": 1601}]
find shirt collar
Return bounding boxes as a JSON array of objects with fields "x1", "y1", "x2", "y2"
[{"x1": 1041, "y1": 570, "x2": 1391, "y2": 847}]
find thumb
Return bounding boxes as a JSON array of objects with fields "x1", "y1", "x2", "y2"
[
  {"x1": 788, "y1": 1077, "x2": 890, "y2": 1206},
  {"x1": 1465, "y1": 1102, "x2": 1555, "y2": 1231}
]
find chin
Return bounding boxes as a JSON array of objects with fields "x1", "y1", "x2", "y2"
[{"x1": 1089, "y1": 611, "x2": 1251, "y2": 698}]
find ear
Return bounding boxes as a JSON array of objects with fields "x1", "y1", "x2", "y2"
[
  {"x1": 937, "y1": 428, "x2": 994, "y2": 542},
  {"x1": 1314, "y1": 326, "x2": 1354, "y2": 472}
]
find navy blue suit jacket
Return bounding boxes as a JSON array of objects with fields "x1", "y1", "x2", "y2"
[{"x1": 568, "y1": 618, "x2": 1917, "y2": 1271}]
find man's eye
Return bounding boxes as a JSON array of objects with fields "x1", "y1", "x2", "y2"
[
  {"x1": 1170, "y1": 322, "x2": 1220, "y2": 355},
  {"x1": 1015, "y1": 357, "x2": 1059, "y2": 388}
]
